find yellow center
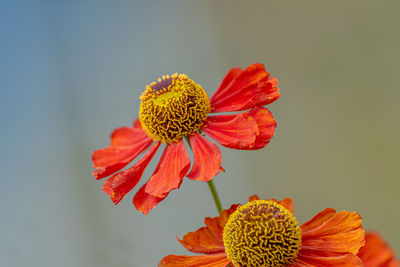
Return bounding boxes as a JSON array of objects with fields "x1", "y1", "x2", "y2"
[
  {"x1": 223, "y1": 200, "x2": 302, "y2": 267},
  {"x1": 139, "y1": 73, "x2": 211, "y2": 143}
]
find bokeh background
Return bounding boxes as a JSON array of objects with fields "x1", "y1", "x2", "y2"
[{"x1": 1, "y1": 1, "x2": 399, "y2": 266}]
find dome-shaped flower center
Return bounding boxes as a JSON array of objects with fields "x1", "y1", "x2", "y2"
[
  {"x1": 139, "y1": 73, "x2": 211, "y2": 143},
  {"x1": 223, "y1": 200, "x2": 302, "y2": 267}
]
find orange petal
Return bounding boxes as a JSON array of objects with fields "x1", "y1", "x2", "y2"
[
  {"x1": 186, "y1": 133, "x2": 222, "y2": 182},
  {"x1": 178, "y1": 227, "x2": 225, "y2": 254},
  {"x1": 92, "y1": 125, "x2": 153, "y2": 179},
  {"x1": 159, "y1": 253, "x2": 230, "y2": 267},
  {"x1": 301, "y1": 208, "x2": 365, "y2": 255},
  {"x1": 248, "y1": 195, "x2": 294, "y2": 214},
  {"x1": 202, "y1": 111, "x2": 258, "y2": 149},
  {"x1": 358, "y1": 231, "x2": 399, "y2": 267},
  {"x1": 145, "y1": 140, "x2": 191, "y2": 197},
  {"x1": 291, "y1": 253, "x2": 363, "y2": 267},
  {"x1": 276, "y1": 198, "x2": 294, "y2": 213},
  {"x1": 102, "y1": 142, "x2": 160, "y2": 205},
  {"x1": 133, "y1": 183, "x2": 167, "y2": 215},
  {"x1": 204, "y1": 204, "x2": 240, "y2": 240},
  {"x1": 175, "y1": 205, "x2": 239, "y2": 256},
  {"x1": 301, "y1": 208, "x2": 336, "y2": 231},
  {"x1": 240, "y1": 107, "x2": 276, "y2": 150},
  {"x1": 133, "y1": 118, "x2": 142, "y2": 129},
  {"x1": 248, "y1": 194, "x2": 260, "y2": 202},
  {"x1": 210, "y1": 63, "x2": 279, "y2": 112}
]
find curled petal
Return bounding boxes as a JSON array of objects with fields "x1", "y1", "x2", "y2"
[
  {"x1": 159, "y1": 253, "x2": 230, "y2": 267},
  {"x1": 133, "y1": 184, "x2": 167, "y2": 216},
  {"x1": 242, "y1": 107, "x2": 276, "y2": 150},
  {"x1": 358, "y1": 231, "x2": 399, "y2": 267},
  {"x1": 102, "y1": 142, "x2": 160, "y2": 205},
  {"x1": 145, "y1": 140, "x2": 191, "y2": 197},
  {"x1": 301, "y1": 208, "x2": 365, "y2": 255},
  {"x1": 202, "y1": 112, "x2": 258, "y2": 149},
  {"x1": 92, "y1": 127, "x2": 153, "y2": 179},
  {"x1": 202, "y1": 107, "x2": 276, "y2": 150},
  {"x1": 186, "y1": 133, "x2": 222, "y2": 182},
  {"x1": 178, "y1": 227, "x2": 225, "y2": 254},
  {"x1": 210, "y1": 67, "x2": 242, "y2": 101},
  {"x1": 204, "y1": 204, "x2": 240, "y2": 240},
  {"x1": 211, "y1": 63, "x2": 269, "y2": 104},
  {"x1": 210, "y1": 63, "x2": 279, "y2": 112}
]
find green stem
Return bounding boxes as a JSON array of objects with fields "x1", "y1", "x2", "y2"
[
  {"x1": 184, "y1": 135, "x2": 223, "y2": 213},
  {"x1": 207, "y1": 180, "x2": 223, "y2": 214}
]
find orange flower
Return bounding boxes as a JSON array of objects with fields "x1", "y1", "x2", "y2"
[
  {"x1": 358, "y1": 231, "x2": 399, "y2": 267},
  {"x1": 159, "y1": 195, "x2": 365, "y2": 267},
  {"x1": 92, "y1": 64, "x2": 279, "y2": 215}
]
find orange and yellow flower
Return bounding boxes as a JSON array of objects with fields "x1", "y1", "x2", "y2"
[
  {"x1": 92, "y1": 64, "x2": 279, "y2": 214},
  {"x1": 358, "y1": 231, "x2": 399, "y2": 267},
  {"x1": 159, "y1": 195, "x2": 365, "y2": 267}
]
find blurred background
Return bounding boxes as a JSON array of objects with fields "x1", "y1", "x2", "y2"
[{"x1": 1, "y1": 1, "x2": 399, "y2": 266}]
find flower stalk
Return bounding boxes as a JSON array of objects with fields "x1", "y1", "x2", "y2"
[{"x1": 207, "y1": 180, "x2": 223, "y2": 214}]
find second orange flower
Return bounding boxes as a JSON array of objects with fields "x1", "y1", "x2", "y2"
[{"x1": 159, "y1": 195, "x2": 365, "y2": 267}]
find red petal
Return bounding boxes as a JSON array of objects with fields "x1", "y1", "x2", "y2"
[
  {"x1": 102, "y1": 142, "x2": 160, "y2": 205},
  {"x1": 210, "y1": 63, "x2": 279, "y2": 112},
  {"x1": 186, "y1": 133, "x2": 222, "y2": 182},
  {"x1": 92, "y1": 126, "x2": 153, "y2": 179},
  {"x1": 358, "y1": 231, "x2": 399, "y2": 267},
  {"x1": 202, "y1": 107, "x2": 276, "y2": 150},
  {"x1": 178, "y1": 227, "x2": 225, "y2": 254},
  {"x1": 241, "y1": 107, "x2": 276, "y2": 150},
  {"x1": 211, "y1": 63, "x2": 268, "y2": 103},
  {"x1": 110, "y1": 127, "x2": 148, "y2": 146},
  {"x1": 248, "y1": 194, "x2": 261, "y2": 202},
  {"x1": 145, "y1": 140, "x2": 191, "y2": 197},
  {"x1": 133, "y1": 118, "x2": 142, "y2": 129},
  {"x1": 210, "y1": 67, "x2": 242, "y2": 101},
  {"x1": 202, "y1": 112, "x2": 258, "y2": 149},
  {"x1": 133, "y1": 184, "x2": 167, "y2": 216},
  {"x1": 159, "y1": 253, "x2": 230, "y2": 267},
  {"x1": 300, "y1": 208, "x2": 365, "y2": 255}
]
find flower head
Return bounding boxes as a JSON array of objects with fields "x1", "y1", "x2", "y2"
[
  {"x1": 223, "y1": 200, "x2": 301, "y2": 266},
  {"x1": 159, "y1": 195, "x2": 365, "y2": 267},
  {"x1": 139, "y1": 73, "x2": 211, "y2": 143},
  {"x1": 358, "y1": 231, "x2": 399, "y2": 267},
  {"x1": 92, "y1": 64, "x2": 279, "y2": 214}
]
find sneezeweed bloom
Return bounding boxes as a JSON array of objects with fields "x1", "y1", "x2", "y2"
[
  {"x1": 92, "y1": 64, "x2": 279, "y2": 215},
  {"x1": 159, "y1": 195, "x2": 365, "y2": 267},
  {"x1": 358, "y1": 231, "x2": 399, "y2": 267}
]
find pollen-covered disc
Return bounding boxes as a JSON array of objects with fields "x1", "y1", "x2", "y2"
[{"x1": 139, "y1": 73, "x2": 211, "y2": 143}]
